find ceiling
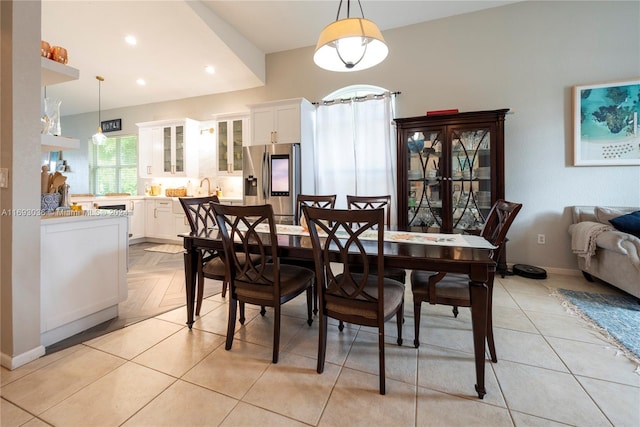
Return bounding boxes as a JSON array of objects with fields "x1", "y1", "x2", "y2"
[{"x1": 41, "y1": 1, "x2": 519, "y2": 116}]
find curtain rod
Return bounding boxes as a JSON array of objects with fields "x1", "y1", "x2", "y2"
[{"x1": 313, "y1": 91, "x2": 400, "y2": 106}]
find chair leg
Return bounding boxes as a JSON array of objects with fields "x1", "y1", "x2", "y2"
[
  {"x1": 313, "y1": 284, "x2": 318, "y2": 315},
  {"x1": 239, "y1": 301, "x2": 246, "y2": 325},
  {"x1": 306, "y1": 287, "x2": 313, "y2": 326},
  {"x1": 221, "y1": 280, "x2": 228, "y2": 298},
  {"x1": 452, "y1": 305, "x2": 459, "y2": 318},
  {"x1": 317, "y1": 314, "x2": 328, "y2": 374},
  {"x1": 226, "y1": 298, "x2": 238, "y2": 351},
  {"x1": 396, "y1": 299, "x2": 404, "y2": 346},
  {"x1": 379, "y1": 324, "x2": 386, "y2": 395},
  {"x1": 196, "y1": 254, "x2": 205, "y2": 316},
  {"x1": 338, "y1": 320, "x2": 344, "y2": 331},
  {"x1": 413, "y1": 300, "x2": 422, "y2": 348},
  {"x1": 272, "y1": 304, "x2": 281, "y2": 363}
]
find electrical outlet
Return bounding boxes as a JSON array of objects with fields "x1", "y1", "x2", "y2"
[
  {"x1": 537, "y1": 234, "x2": 545, "y2": 245},
  {"x1": 0, "y1": 168, "x2": 8, "y2": 188}
]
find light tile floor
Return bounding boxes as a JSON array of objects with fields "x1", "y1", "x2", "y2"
[{"x1": 2, "y1": 273, "x2": 639, "y2": 426}]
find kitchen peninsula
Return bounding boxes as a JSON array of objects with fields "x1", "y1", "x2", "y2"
[{"x1": 40, "y1": 210, "x2": 129, "y2": 346}]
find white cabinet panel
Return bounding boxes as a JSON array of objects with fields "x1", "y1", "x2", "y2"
[{"x1": 249, "y1": 98, "x2": 311, "y2": 146}]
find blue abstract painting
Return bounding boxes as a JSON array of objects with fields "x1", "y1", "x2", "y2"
[{"x1": 573, "y1": 79, "x2": 640, "y2": 166}]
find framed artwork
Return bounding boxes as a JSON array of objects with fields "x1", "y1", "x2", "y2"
[{"x1": 573, "y1": 79, "x2": 640, "y2": 166}]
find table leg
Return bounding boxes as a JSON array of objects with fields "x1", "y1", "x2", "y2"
[
  {"x1": 469, "y1": 278, "x2": 488, "y2": 399},
  {"x1": 184, "y1": 248, "x2": 197, "y2": 329}
]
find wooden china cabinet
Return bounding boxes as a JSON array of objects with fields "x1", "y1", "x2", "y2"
[{"x1": 395, "y1": 109, "x2": 509, "y2": 268}]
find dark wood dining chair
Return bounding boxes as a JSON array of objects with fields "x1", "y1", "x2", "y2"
[
  {"x1": 282, "y1": 194, "x2": 337, "y2": 314},
  {"x1": 410, "y1": 199, "x2": 523, "y2": 361},
  {"x1": 346, "y1": 195, "x2": 407, "y2": 285},
  {"x1": 212, "y1": 203, "x2": 314, "y2": 364},
  {"x1": 303, "y1": 205, "x2": 405, "y2": 395},
  {"x1": 179, "y1": 196, "x2": 226, "y2": 316}
]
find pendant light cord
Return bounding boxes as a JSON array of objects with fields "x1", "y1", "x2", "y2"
[{"x1": 336, "y1": 0, "x2": 365, "y2": 20}]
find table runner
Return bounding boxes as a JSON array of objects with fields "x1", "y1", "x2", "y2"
[{"x1": 249, "y1": 224, "x2": 496, "y2": 249}]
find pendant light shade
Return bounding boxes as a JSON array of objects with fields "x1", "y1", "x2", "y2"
[
  {"x1": 314, "y1": 0, "x2": 388, "y2": 72},
  {"x1": 92, "y1": 75, "x2": 107, "y2": 145}
]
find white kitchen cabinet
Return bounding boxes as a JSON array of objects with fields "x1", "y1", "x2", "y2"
[
  {"x1": 137, "y1": 126, "x2": 154, "y2": 177},
  {"x1": 136, "y1": 118, "x2": 200, "y2": 177},
  {"x1": 216, "y1": 114, "x2": 247, "y2": 175},
  {"x1": 128, "y1": 199, "x2": 145, "y2": 240},
  {"x1": 174, "y1": 213, "x2": 191, "y2": 237},
  {"x1": 41, "y1": 213, "x2": 128, "y2": 346},
  {"x1": 249, "y1": 98, "x2": 313, "y2": 146},
  {"x1": 145, "y1": 199, "x2": 175, "y2": 240},
  {"x1": 41, "y1": 57, "x2": 79, "y2": 152}
]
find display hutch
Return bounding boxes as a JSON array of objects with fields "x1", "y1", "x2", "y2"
[{"x1": 395, "y1": 109, "x2": 509, "y2": 267}]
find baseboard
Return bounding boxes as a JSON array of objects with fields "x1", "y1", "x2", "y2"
[{"x1": 1, "y1": 345, "x2": 46, "y2": 370}]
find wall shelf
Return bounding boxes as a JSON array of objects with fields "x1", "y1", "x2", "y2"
[
  {"x1": 41, "y1": 57, "x2": 79, "y2": 86},
  {"x1": 41, "y1": 134, "x2": 79, "y2": 152}
]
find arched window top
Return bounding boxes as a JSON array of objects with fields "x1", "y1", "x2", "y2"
[{"x1": 323, "y1": 84, "x2": 389, "y2": 102}]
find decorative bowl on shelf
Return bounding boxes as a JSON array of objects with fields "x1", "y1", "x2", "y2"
[
  {"x1": 408, "y1": 138, "x2": 425, "y2": 153},
  {"x1": 407, "y1": 169, "x2": 422, "y2": 180}
]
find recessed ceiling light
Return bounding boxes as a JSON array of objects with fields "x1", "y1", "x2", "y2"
[
  {"x1": 125, "y1": 35, "x2": 137, "y2": 46},
  {"x1": 136, "y1": 79, "x2": 146, "y2": 86},
  {"x1": 205, "y1": 65, "x2": 215, "y2": 74}
]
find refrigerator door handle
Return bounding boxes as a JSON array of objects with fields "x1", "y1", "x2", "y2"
[{"x1": 262, "y1": 151, "x2": 269, "y2": 200}]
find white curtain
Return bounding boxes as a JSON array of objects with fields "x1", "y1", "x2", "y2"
[{"x1": 314, "y1": 94, "x2": 397, "y2": 223}]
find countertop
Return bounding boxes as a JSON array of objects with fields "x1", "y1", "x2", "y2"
[
  {"x1": 41, "y1": 209, "x2": 131, "y2": 223},
  {"x1": 70, "y1": 195, "x2": 243, "y2": 203}
]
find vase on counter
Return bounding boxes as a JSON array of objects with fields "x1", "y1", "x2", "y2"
[{"x1": 42, "y1": 98, "x2": 62, "y2": 136}]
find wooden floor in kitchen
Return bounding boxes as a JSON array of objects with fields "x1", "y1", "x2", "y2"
[{"x1": 45, "y1": 242, "x2": 221, "y2": 354}]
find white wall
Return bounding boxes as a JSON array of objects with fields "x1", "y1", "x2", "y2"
[{"x1": 61, "y1": 1, "x2": 640, "y2": 273}]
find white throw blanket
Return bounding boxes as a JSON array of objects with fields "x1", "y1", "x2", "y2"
[{"x1": 570, "y1": 221, "x2": 614, "y2": 268}]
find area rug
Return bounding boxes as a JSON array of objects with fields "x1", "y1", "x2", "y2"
[
  {"x1": 556, "y1": 288, "x2": 640, "y2": 363},
  {"x1": 144, "y1": 244, "x2": 184, "y2": 254}
]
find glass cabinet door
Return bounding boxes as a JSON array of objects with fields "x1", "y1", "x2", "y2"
[
  {"x1": 163, "y1": 127, "x2": 172, "y2": 173},
  {"x1": 232, "y1": 119, "x2": 243, "y2": 171},
  {"x1": 449, "y1": 126, "x2": 491, "y2": 233},
  {"x1": 217, "y1": 117, "x2": 245, "y2": 174},
  {"x1": 407, "y1": 129, "x2": 443, "y2": 231},
  {"x1": 217, "y1": 121, "x2": 228, "y2": 173},
  {"x1": 174, "y1": 125, "x2": 184, "y2": 173}
]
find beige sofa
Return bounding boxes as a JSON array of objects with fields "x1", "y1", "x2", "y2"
[{"x1": 569, "y1": 206, "x2": 640, "y2": 299}]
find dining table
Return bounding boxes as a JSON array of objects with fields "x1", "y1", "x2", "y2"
[{"x1": 181, "y1": 224, "x2": 497, "y2": 399}]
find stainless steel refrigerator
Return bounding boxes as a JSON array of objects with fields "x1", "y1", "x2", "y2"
[{"x1": 243, "y1": 143, "x2": 301, "y2": 224}]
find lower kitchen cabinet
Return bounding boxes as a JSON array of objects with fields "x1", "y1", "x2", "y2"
[
  {"x1": 129, "y1": 199, "x2": 145, "y2": 240},
  {"x1": 145, "y1": 199, "x2": 175, "y2": 240},
  {"x1": 41, "y1": 213, "x2": 128, "y2": 346}
]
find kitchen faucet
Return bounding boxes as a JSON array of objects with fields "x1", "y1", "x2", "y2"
[{"x1": 199, "y1": 177, "x2": 212, "y2": 196}]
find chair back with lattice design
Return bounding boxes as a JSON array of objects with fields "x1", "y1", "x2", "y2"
[
  {"x1": 212, "y1": 203, "x2": 280, "y2": 288},
  {"x1": 480, "y1": 199, "x2": 522, "y2": 262},
  {"x1": 295, "y1": 194, "x2": 336, "y2": 225},
  {"x1": 179, "y1": 196, "x2": 220, "y2": 237},
  {"x1": 303, "y1": 205, "x2": 386, "y2": 321},
  {"x1": 347, "y1": 195, "x2": 392, "y2": 230}
]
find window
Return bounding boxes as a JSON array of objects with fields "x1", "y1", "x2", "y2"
[
  {"x1": 89, "y1": 135, "x2": 138, "y2": 195},
  {"x1": 315, "y1": 85, "x2": 397, "y2": 222}
]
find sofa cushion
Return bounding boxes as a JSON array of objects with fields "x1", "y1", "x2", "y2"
[
  {"x1": 609, "y1": 210, "x2": 640, "y2": 238},
  {"x1": 595, "y1": 206, "x2": 624, "y2": 224}
]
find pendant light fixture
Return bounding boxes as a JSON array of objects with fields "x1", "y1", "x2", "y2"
[
  {"x1": 91, "y1": 75, "x2": 107, "y2": 146},
  {"x1": 314, "y1": 0, "x2": 388, "y2": 72}
]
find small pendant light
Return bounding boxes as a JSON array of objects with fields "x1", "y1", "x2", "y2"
[{"x1": 91, "y1": 75, "x2": 107, "y2": 145}]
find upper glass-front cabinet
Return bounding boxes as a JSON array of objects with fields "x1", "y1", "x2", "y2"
[
  {"x1": 217, "y1": 115, "x2": 246, "y2": 175},
  {"x1": 397, "y1": 109, "x2": 508, "y2": 234},
  {"x1": 163, "y1": 125, "x2": 185, "y2": 174}
]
